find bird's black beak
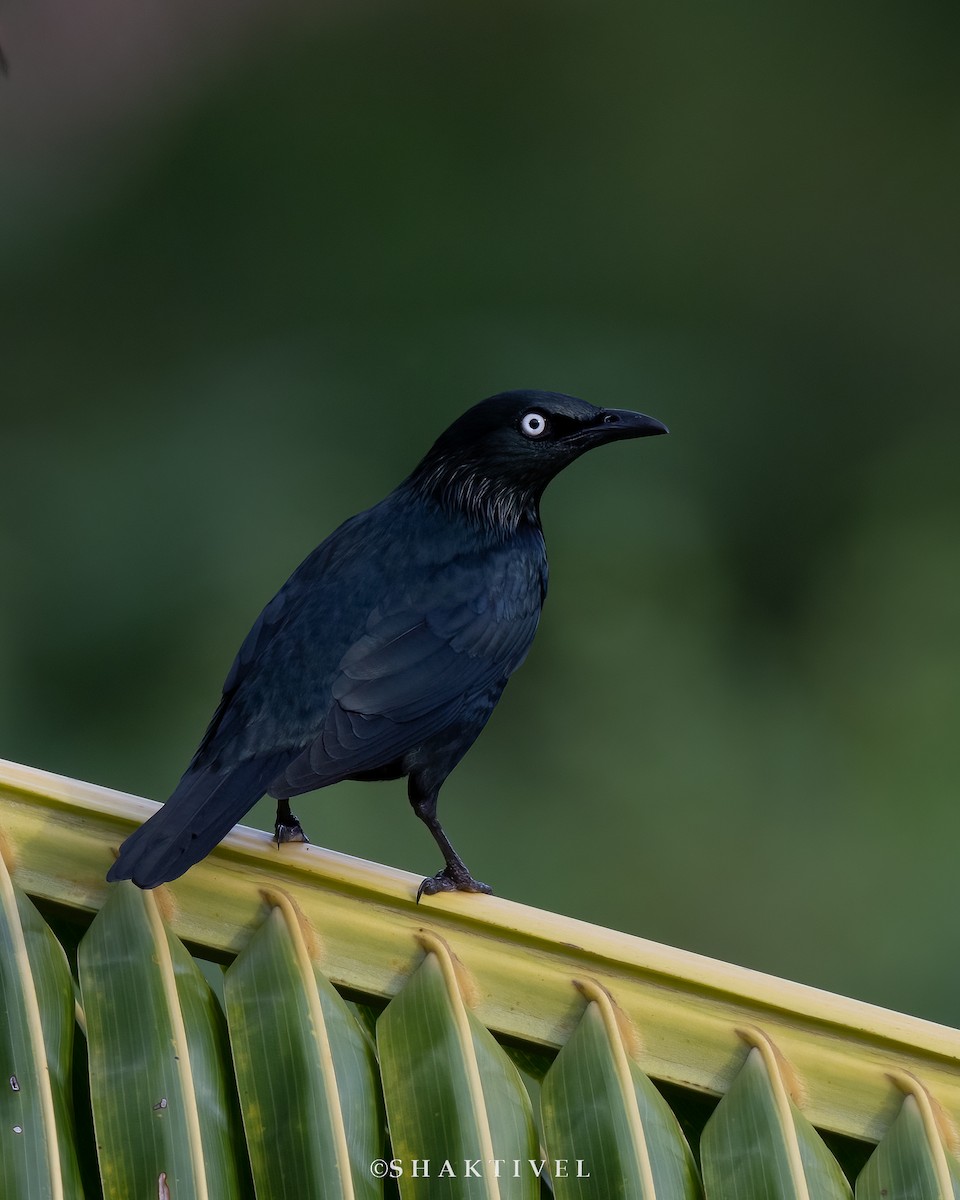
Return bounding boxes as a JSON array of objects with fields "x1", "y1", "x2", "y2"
[{"x1": 590, "y1": 408, "x2": 670, "y2": 444}]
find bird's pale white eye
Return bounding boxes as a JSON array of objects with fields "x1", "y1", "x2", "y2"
[{"x1": 520, "y1": 411, "x2": 549, "y2": 438}]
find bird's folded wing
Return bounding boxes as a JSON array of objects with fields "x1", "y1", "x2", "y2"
[{"x1": 272, "y1": 578, "x2": 542, "y2": 796}]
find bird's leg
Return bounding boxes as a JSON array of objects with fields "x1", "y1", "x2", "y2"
[
  {"x1": 274, "y1": 797, "x2": 309, "y2": 847},
  {"x1": 408, "y1": 777, "x2": 492, "y2": 901}
]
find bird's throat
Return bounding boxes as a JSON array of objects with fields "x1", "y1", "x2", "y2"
[{"x1": 411, "y1": 457, "x2": 542, "y2": 535}]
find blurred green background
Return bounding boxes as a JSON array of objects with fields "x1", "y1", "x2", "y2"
[{"x1": 2, "y1": 2, "x2": 958, "y2": 1023}]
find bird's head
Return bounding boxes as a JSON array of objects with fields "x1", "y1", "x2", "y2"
[{"x1": 410, "y1": 390, "x2": 669, "y2": 531}]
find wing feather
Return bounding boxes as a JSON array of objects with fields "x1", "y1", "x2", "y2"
[{"x1": 271, "y1": 549, "x2": 544, "y2": 797}]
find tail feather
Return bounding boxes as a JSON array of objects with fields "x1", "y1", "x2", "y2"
[{"x1": 107, "y1": 755, "x2": 288, "y2": 888}]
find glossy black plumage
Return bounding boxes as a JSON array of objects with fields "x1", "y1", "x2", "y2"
[{"x1": 107, "y1": 390, "x2": 667, "y2": 895}]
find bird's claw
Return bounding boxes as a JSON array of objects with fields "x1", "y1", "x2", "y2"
[
  {"x1": 416, "y1": 866, "x2": 493, "y2": 903},
  {"x1": 274, "y1": 812, "x2": 309, "y2": 848}
]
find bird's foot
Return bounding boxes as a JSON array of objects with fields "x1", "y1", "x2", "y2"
[
  {"x1": 274, "y1": 811, "x2": 309, "y2": 848},
  {"x1": 416, "y1": 865, "x2": 493, "y2": 903}
]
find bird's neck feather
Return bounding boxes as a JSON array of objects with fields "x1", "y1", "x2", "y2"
[{"x1": 407, "y1": 456, "x2": 543, "y2": 537}]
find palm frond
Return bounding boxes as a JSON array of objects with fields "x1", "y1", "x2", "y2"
[{"x1": 2, "y1": 756, "x2": 960, "y2": 1197}]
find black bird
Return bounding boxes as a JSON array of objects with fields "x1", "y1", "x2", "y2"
[{"x1": 108, "y1": 391, "x2": 668, "y2": 897}]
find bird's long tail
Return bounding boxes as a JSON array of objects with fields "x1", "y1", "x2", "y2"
[{"x1": 107, "y1": 754, "x2": 289, "y2": 889}]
